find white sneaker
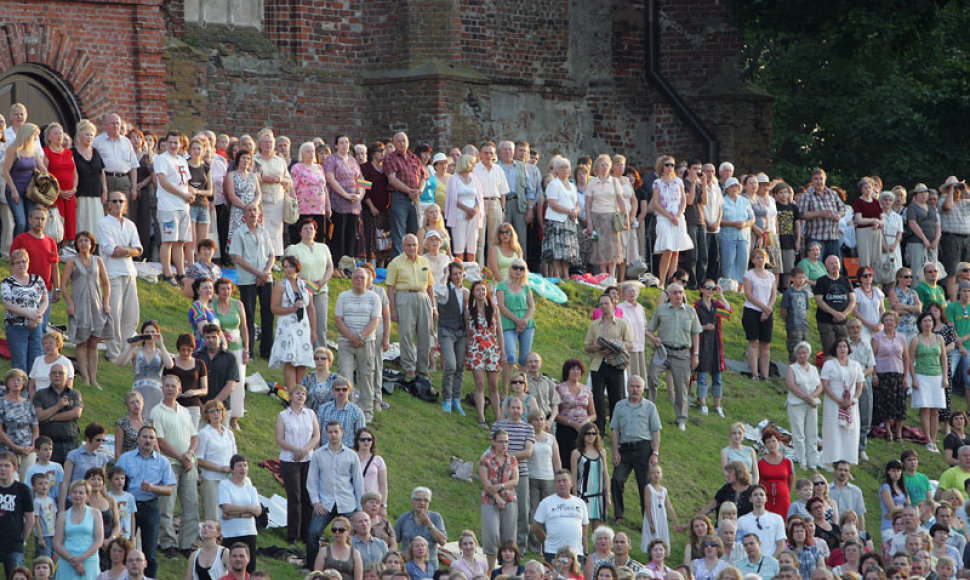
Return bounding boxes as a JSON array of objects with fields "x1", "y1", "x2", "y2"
[
  {"x1": 716, "y1": 407, "x2": 725, "y2": 418},
  {"x1": 700, "y1": 406, "x2": 709, "y2": 415},
  {"x1": 859, "y1": 451, "x2": 869, "y2": 462},
  {"x1": 677, "y1": 422, "x2": 686, "y2": 431}
]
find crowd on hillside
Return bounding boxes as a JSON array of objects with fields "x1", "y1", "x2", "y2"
[{"x1": 5, "y1": 100, "x2": 970, "y2": 580}]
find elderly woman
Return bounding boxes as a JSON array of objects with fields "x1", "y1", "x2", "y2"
[
  {"x1": 43, "y1": 122, "x2": 77, "y2": 244},
  {"x1": 787, "y1": 342, "x2": 822, "y2": 470},
  {"x1": 113, "y1": 391, "x2": 152, "y2": 459},
  {"x1": 29, "y1": 330, "x2": 76, "y2": 396},
  {"x1": 71, "y1": 120, "x2": 107, "y2": 236},
  {"x1": 0, "y1": 368, "x2": 39, "y2": 478},
  {"x1": 719, "y1": 177, "x2": 754, "y2": 286},
  {"x1": 554, "y1": 358, "x2": 595, "y2": 469},
  {"x1": 197, "y1": 400, "x2": 237, "y2": 521},
  {"x1": 290, "y1": 141, "x2": 329, "y2": 244},
  {"x1": 586, "y1": 154, "x2": 625, "y2": 278},
  {"x1": 541, "y1": 157, "x2": 581, "y2": 279},
  {"x1": 253, "y1": 128, "x2": 292, "y2": 256},
  {"x1": 872, "y1": 311, "x2": 910, "y2": 443},
  {"x1": 275, "y1": 384, "x2": 320, "y2": 546},
  {"x1": 820, "y1": 338, "x2": 865, "y2": 468},
  {"x1": 285, "y1": 218, "x2": 334, "y2": 348},
  {"x1": 3, "y1": 122, "x2": 47, "y2": 235},
  {"x1": 54, "y1": 480, "x2": 104, "y2": 580},
  {"x1": 879, "y1": 191, "x2": 904, "y2": 289},
  {"x1": 906, "y1": 184, "x2": 939, "y2": 272},
  {"x1": 796, "y1": 242, "x2": 826, "y2": 287},
  {"x1": 479, "y1": 428, "x2": 519, "y2": 570},
  {"x1": 584, "y1": 293, "x2": 633, "y2": 435},
  {"x1": 443, "y1": 154, "x2": 484, "y2": 263},
  {"x1": 652, "y1": 155, "x2": 693, "y2": 286},
  {"x1": 225, "y1": 149, "x2": 262, "y2": 246},
  {"x1": 2, "y1": 248, "x2": 48, "y2": 372},
  {"x1": 324, "y1": 134, "x2": 364, "y2": 262}
]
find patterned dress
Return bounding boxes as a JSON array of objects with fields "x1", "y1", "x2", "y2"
[
  {"x1": 575, "y1": 452, "x2": 606, "y2": 520},
  {"x1": 465, "y1": 312, "x2": 502, "y2": 372},
  {"x1": 268, "y1": 278, "x2": 315, "y2": 369},
  {"x1": 132, "y1": 349, "x2": 164, "y2": 419},
  {"x1": 227, "y1": 171, "x2": 259, "y2": 247},
  {"x1": 894, "y1": 286, "x2": 919, "y2": 339}
]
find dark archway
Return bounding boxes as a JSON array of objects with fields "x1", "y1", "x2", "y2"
[{"x1": 0, "y1": 64, "x2": 82, "y2": 138}]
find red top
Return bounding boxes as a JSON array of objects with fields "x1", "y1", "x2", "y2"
[
  {"x1": 852, "y1": 197, "x2": 882, "y2": 228},
  {"x1": 44, "y1": 146, "x2": 76, "y2": 191},
  {"x1": 11, "y1": 232, "x2": 59, "y2": 290},
  {"x1": 758, "y1": 455, "x2": 794, "y2": 519},
  {"x1": 383, "y1": 149, "x2": 428, "y2": 192}
]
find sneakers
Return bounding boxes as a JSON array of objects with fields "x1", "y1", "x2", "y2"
[
  {"x1": 452, "y1": 399, "x2": 466, "y2": 416},
  {"x1": 700, "y1": 406, "x2": 709, "y2": 415},
  {"x1": 927, "y1": 442, "x2": 940, "y2": 453},
  {"x1": 716, "y1": 407, "x2": 725, "y2": 418},
  {"x1": 442, "y1": 399, "x2": 452, "y2": 413},
  {"x1": 677, "y1": 421, "x2": 686, "y2": 431},
  {"x1": 859, "y1": 450, "x2": 869, "y2": 462}
]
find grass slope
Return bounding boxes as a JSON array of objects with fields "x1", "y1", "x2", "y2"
[{"x1": 10, "y1": 273, "x2": 952, "y2": 578}]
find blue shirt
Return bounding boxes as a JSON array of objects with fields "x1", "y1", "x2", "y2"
[
  {"x1": 395, "y1": 510, "x2": 446, "y2": 571},
  {"x1": 65, "y1": 446, "x2": 112, "y2": 484},
  {"x1": 721, "y1": 195, "x2": 754, "y2": 241},
  {"x1": 499, "y1": 161, "x2": 536, "y2": 202},
  {"x1": 317, "y1": 401, "x2": 366, "y2": 448},
  {"x1": 733, "y1": 555, "x2": 780, "y2": 580},
  {"x1": 114, "y1": 449, "x2": 177, "y2": 502},
  {"x1": 306, "y1": 444, "x2": 364, "y2": 514}
]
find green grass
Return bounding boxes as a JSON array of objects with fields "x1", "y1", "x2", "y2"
[{"x1": 6, "y1": 271, "x2": 953, "y2": 578}]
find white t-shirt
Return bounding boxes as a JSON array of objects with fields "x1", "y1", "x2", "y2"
[
  {"x1": 544, "y1": 179, "x2": 579, "y2": 223},
  {"x1": 533, "y1": 493, "x2": 589, "y2": 555},
  {"x1": 704, "y1": 183, "x2": 723, "y2": 232},
  {"x1": 29, "y1": 355, "x2": 75, "y2": 392},
  {"x1": 738, "y1": 511, "x2": 785, "y2": 553},
  {"x1": 153, "y1": 151, "x2": 191, "y2": 212},
  {"x1": 218, "y1": 477, "x2": 259, "y2": 538}
]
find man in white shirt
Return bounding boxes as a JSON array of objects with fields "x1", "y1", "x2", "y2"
[
  {"x1": 737, "y1": 485, "x2": 785, "y2": 557},
  {"x1": 153, "y1": 131, "x2": 194, "y2": 284},
  {"x1": 334, "y1": 268, "x2": 382, "y2": 421},
  {"x1": 701, "y1": 163, "x2": 723, "y2": 280},
  {"x1": 532, "y1": 470, "x2": 589, "y2": 560},
  {"x1": 93, "y1": 113, "x2": 139, "y2": 202},
  {"x1": 472, "y1": 141, "x2": 509, "y2": 264},
  {"x1": 96, "y1": 192, "x2": 142, "y2": 362}
]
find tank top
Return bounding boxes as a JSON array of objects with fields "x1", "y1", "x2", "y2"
[
  {"x1": 915, "y1": 337, "x2": 943, "y2": 376},
  {"x1": 193, "y1": 546, "x2": 228, "y2": 580},
  {"x1": 215, "y1": 300, "x2": 244, "y2": 350},
  {"x1": 497, "y1": 281, "x2": 534, "y2": 332},
  {"x1": 722, "y1": 445, "x2": 754, "y2": 474},
  {"x1": 322, "y1": 545, "x2": 358, "y2": 580},
  {"x1": 188, "y1": 162, "x2": 211, "y2": 206},
  {"x1": 495, "y1": 248, "x2": 517, "y2": 281},
  {"x1": 10, "y1": 154, "x2": 36, "y2": 194},
  {"x1": 531, "y1": 433, "x2": 555, "y2": 480}
]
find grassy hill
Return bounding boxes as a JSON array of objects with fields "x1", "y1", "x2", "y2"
[{"x1": 13, "y1": 272, "x2": 952, "y2": 578}]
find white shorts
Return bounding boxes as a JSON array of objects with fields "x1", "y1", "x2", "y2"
[{"x1": 159, "y1": 208, "x2": 192, "y2": 242}]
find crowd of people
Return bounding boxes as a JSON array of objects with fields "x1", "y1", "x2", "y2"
[{"x1": 3, "y1": 99, "x2": 970, "y2": 580}]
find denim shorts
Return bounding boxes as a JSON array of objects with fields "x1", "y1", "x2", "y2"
[{"x1": 190, "y1": 204, "x2": 211, "y2": 224}]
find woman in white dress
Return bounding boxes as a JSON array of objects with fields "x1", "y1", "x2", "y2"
[
  {"x1": 879, "y1": 190, "x2": 904, "y2": 290},
  {"x1": 641, "y1": 463, "x2": 680, "y2": 552},
  {"x1": 253, "y1": 129, "x2": 292, "y2": 257},
  {"x1": 910, "y1": 312, "x2": 948, "y2": 453},
  {"x1": 269, "y1": 256, "x2": 316, "y2": 389},
  {"x1": 786, "y1": 341, "x2": 822, "y2": 470},
  {"x1": 852, "y1": 266, "x2": 885, "y2": 344},
  {"x1": 650, "y1": 155, "x2": 693, "y2": 286},
  {"x1": 612, "y1": 155, "x2": 640, "y2": 282},
  {"x1": 820, "y1": 338, "x2": 865, "y2": 467}
]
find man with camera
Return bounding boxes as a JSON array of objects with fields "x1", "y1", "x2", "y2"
[{"x1": 940, "y1": 176, "x2": 970, "y2": 298}]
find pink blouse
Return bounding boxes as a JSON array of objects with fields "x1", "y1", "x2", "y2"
[{"x1": 291, "y1": 162, "x2": 328, "y2": 215}]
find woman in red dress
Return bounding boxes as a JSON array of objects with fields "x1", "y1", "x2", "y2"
[
  {"x1": 42, "y1": 122, "x2": 77, "y2": 244},
  {"x1": 757, "y1": 425, "x2": 795, "y2": 518}
]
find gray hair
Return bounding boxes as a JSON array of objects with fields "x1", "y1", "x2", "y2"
[
  {"x1": 794, "y1": 341, "x2": 813, "y2": 356},
  {"x1": 591, "y1": 525, "x2": 615, "y2": 543},
  {"x1": 300, "y1": 141, "x2": 316, "y2": 156},
  {"x1": 719, "y1": 161, "x2": 735, "y2": 172},
  {"x1": 411, "y1": 486, "x2": 432, "y2": 501},
  {"x1": 552, "y1": 157, "x2": 572, "y2": 172}
]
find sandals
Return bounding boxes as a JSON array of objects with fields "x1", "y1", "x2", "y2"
[{"x1": 162, "y1": 275, "x2": 179, "y2": 287}]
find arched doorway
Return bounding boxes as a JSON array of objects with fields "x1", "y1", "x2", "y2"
[{"x1": 0, "y1": 65, "x2": 81, "y2": 138}]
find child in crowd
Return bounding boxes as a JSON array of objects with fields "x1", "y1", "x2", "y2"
[
  {"x1": 24, "y1": 436, "x2": 63, "y2": 503},
  {"x1": 32, "y1": 557, "x2": 53, "y2": 580},
  {"x1": 780, "y1": 267, "x2": 812, "y2": 362},
  {"x1": 31, "y1": 472, "x2": 57, "y2": 558},
  {"x1": 788, "y1": 478, "x2": 813, "y2": 519},
  {"x1": 773, "y1": 182, "x2": 800, "y2": 290},
  {"x1": 640, "y1": 463, "x2": 680, "y2": 552},
  {"x1": 107, "y1": 465, "x2": 137, "y2": 542}
]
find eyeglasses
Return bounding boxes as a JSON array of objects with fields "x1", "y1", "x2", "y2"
[
  {"x1": 860, "y1": 273, "x2": 872, "y2": 278},
  {"x1": 813, "y1": 481, "x2": 825, "y2": 485},
  {"x1": 334, "y1": 387, "x2": 349, "y2": 392},
  {"x1": 109, "y1": 199, "x2": 125, "y2": 204},
  {"x1": 702, "y1": 542, "x2": 718, "y2": 548},
  {"x1": 332, "y1": 527, "x2": 347, "y2": 533},
  {"x1": 358, "y1": 437, "x2": 373, "y2": 442},
  {"x1": 314, "y1": 356, "x2": 330, "y2": 361},
  {"x1": 703, "y1": 285, "x2": 716, "y2": 290},
  {"x1": 663, "y1": 162, "x2": 675, "y2": 167},
  {"x1": 510, "y1": 379, "x2": 526, "y2": 384},
  {"x1": 901, "y1": 275, "x2": 913, "y2": 279},
  {"x1": 584, "y1": 431, "x2": 598, "y2": 436},
  {"x1": 511, "y1": 265, "x2": 525, "y2": 271}
]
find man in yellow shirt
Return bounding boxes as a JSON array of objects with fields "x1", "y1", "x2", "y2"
[{"x1": 386, "y1": 234, "x2": 435, "y2": 381}]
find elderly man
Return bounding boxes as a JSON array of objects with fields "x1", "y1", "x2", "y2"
[
  {"x1": 797, "y1": 168, "x2": 844, "y2": 261},
  {"x1": 939, "y1": 176, "x2": 970, "y2": 298},
  {"x1": 889, "y1": 506, "x2": 921, "y2": 555},
  {"x1": 524, "y1": 352, "x2": 559, "y2": 423},
  {"x1": 97, "y1": 191, "x2": 142, "y2": 362},
  {"x1": 733, "y1": 533, "x2": 780, "y2": 580},
  {"x1": 386, "y1": 233, "x2": 435, "y2": 382},
  {"x1": 532, "y1": 470, "x2": 589, "y2": 562},
  {"x1": 316, "y1": 377, "x2": 365, "y2": 448},
  {"x1": 352, "y1": 509, "x2": 388, "y2": 566},
  {"x1": 645, "y1": 282, "x2": 702, "y2": 431},
  {"x1": 472, "y1": 141, "x2": 509, "y2": 263},
  {"x1": 93, "y1": 113, "x2": 139, "y2": 202},
  {"x1": 33, "y1": 363, "x2": 82, "y2": 464},
  {"x1": 497, "y1": 140, "x2": 534, "y2": 255},
  {"x1": 150, "y1": 375, "x2": 200, "y2": 558},
  {"x1": 384, "y1": 132, "x2": 428, "y2": 256},
  {"x1": 937, "y1": 446, "x2": 970, "y2": 499},
  {"x1": 154, "y1": 131, "x2": 194, "y2": 284},
  {"x1": 230, "y1": 204, "x2": 276, "y2": 360},
  {"x1": 395, "y1": 486, "x2": 447, "y2": 568},
  {"x1": 610, "y1": 375, "x2": 661, "y2": 522},
  {"x1": 334, "y1": 268, "x2": 382, "y2": 420},
  {"x1": 719, "y1": 519, "x2": 745, "y2": 562},
  {"x1": 115, "y1": 426, "x2": 176, "y2": 578},
  {"x1": 306, "y1": 421, "x2": 364, "y2": 568},
  {"x1": 813, "y1": 254, "x2": 855, "y2": 355}
]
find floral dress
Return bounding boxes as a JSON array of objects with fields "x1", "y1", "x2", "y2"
[
  {"x1": 465, "y1": 312, "x2": 502, "y2": 372},
  {"x1": 894, "y1": 286, "x2": 919, "y2": 339},
  {"x1": 291, "y1": 162, "x2": 328, "y2": 215},
  {"x1": 268, "y1": 278, "x2": 315, "y2": 369},
  {"x1": 227, "y1": 171, "x2": 259, "y2": 246}
]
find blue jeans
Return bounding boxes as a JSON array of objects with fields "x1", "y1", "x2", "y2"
[
  {"x1": 135, "y1": 498, "x2": 161, "y2": 578},
  {"x1": 503, "y1": 326, "x2": 535, "y2": 366},
  {"x1": 5, "y1": 186, "x2": 31, "y2": 236},
  {"x1": 389, "y1": 191, "x2": 418, "y2": 257},
  {"x1": 954, "y1": 350, "x2": 970, "y2": 393},
  {"x1": 6, "y1": 323, "x2": 42, "y2": 374},
  {"x1": 720, "y1": 236, "x2": 750, "y2": 284},
  {"x1": 809, "y1": 238, "x2": 842, "y2": 262},
  {"x1": 696, "y1": 371, "x2": 723, "y2": 400},
  {"x1": 34, "y1": 535, "x2": 53, "y2": 558},
  {"x1": 0, "y1": 551, "x2": 24, "y2": 580}
]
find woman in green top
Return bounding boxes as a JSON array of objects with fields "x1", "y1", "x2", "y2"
[
  {"x1": 284, "y1": 218, "x2": 334, "y2": 349},
  {"x1": 909, "y1": 312, "x2": 948, "y2": 453},
  {"x1": 214, "y1": 277, "x2": 249, "y2": 431},
  {"x1": 795, "y1": 241, "x2": 826, "y2": 287},
  {"x1": 495, "y1": 257, "x2": 536, "y2": 389}
]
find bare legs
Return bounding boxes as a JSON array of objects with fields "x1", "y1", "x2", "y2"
[
  {"x1": 284, "y1": 363, "x2": 306, "y2": 389},
  {"x1": 75, "y1": 338, "x2": 102, "y2": 389},
  {"x1": 659, "y1": 250, "x2": 680, "y2": 285}
]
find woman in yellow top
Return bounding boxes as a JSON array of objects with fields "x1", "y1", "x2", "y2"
[
  {"x1": 487, "y1": 222, "x2": 523, "y2": 283},
  {"x1": 284, "y1": 218, "x2": 334, "y2": 348}
]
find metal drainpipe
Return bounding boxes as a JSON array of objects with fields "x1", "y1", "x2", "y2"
[{"x1": 645, "y1": 0, "x2": 719, "y2": 163}]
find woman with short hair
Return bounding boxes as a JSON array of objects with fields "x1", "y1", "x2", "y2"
[
  {"x1": 269, "y1": 255, "x2": 316, "y2": 388},
  {"x1": 284, "y1": 218, "x2": 334, "y2": 348},
  {"x1": 253, "y1": 128, "x2": 291, "y2": 257},
  {"x1": 213, "y1": 278, "x2": 248, "y2": 431},
  {"x1": 361, "y1": 142, "x2": 390, "y2": 266},
  {"x1": 60, "y1": 232, "x2": 110, "y2": 389},
  {"x1": 53, "y1": 479, "x2": 104, "y2": 580},
  {"x1": 225, "y1": 148, "x2": 262, "y2": 246},
  {"x1": 542, "y1": 157, "x2": 581, "y2": 279},
  {"x1": 586, "y1": 154, "x2": 625, "y2": 279},
  {"x1": 28, "y1": 330, "x2": 76, "y2": 396},
  {"x1": 0, "y1": 368, "x2": 39, "y2": 479},
  {"x1": 2, "y1": 248, "x2": 48, "y2": 372},
  {"x1": 197, "y1": 400, "x2": 236, "y2": 521},
  {"x1": 291, "y1": 141, "x2": 329, "y2": 244},
  {"x1": 324, "y1": 134, "x2": 364, "y2": 262},
  {"x1": 219, "y1": 455, "x2": 262, "y2": 572},
  {"x1": 70, "y1": 119, "x2": 106, "y2": 236},
  {"x1": 478, "y1": 428, "x2": 519, "y2": 570}
]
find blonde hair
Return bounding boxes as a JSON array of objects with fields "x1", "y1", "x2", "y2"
[
  {"x1": 655, "y1": 155, "x2": 675, "y2": 175},
  {"x1": 593, "y1": 154, "x2": 612, "y2": 174},
  {"x1": 12, "y1": 123, "x2": 39, "y2": 155},
  {"x1": 10, "y1": 248, "x2": 28, "y2": 263},
  {"x1": 4, "y1": 368, "x2": 27, "y2": 384},
  {"x1": 75, "y1": 119, "x2": 97, "y2": 143},
  {"x1": 497, "y1": 222, "x2": 523, "y2": 256},
  {"x1": 43, "y1": 122, "x2": 63, "y2": 146},
  {"x1": 42, "y1": 330, "x2": 64, "y2": 350},
  {"x1": 256, "y1": 128, "x2": 275, "y2": 150},
  {"x1": 422, "y1": 204, "x2": 446, "y2": 232},
  {"x1": 457, "y1": 153, "x2": 476, "y2": 174}
]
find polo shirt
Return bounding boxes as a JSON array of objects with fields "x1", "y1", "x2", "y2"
[
  {"x1": 937, "y1": 466, "x2": 970, "y2": 495},
  {"x1": 385, "y1": 254, "x2": 433, "y2": 291},
  {"x1": 647, "y1": 302, "x2": 702, "y2": 349},
  {"x1": 335, "y1": 290, "x2": 381, "y2": 339},
  {"x1": 197, "y1": 348, "x2": 239, "y2": 407},
  {"x1": 610, "y1": 398, "x2": 662, "y2": 444},
  {"x1": 34, "y1": 386, "x2": 82, "y2": 441},
  {"x1": 149, "y1": 402, "x2": 198, "y2": 464},
  {"x1": 394, "y1": 510, "x2": 447, "y2": 569},
  {"x1": 229, "y1": 225, "x2": 274, "y2": 286},
  {"x1": 114, "y1": 448, "x2": 177, "y2": 502}
]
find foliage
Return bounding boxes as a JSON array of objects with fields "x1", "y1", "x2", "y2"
[{"x1": 734, "y1": 0, "x2": 970, "y2": 187}]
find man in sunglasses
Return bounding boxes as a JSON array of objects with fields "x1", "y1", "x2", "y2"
[
  {"x1": 940, "y1": 176, "x2": 970, "y2": 299},
  {"x1": 306, "y1": 420, "x2": 364, "y2": 567},
  {"x1": 97, "y1": 191, "x2": 142, "y2": 362}
]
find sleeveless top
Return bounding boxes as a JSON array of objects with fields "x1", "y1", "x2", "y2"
[
  {"x1": 722, "y1": 445, "x2": 754, "y2": 474},
  {"x1": 215, "y1": 300, "x2": 244, "y2": 351},
  {"x1": 497, "y1": 281, "x2": 535, "y2": 332},
  {"x1": 873, "y1": 331, "x2": 907, "y2": 374},
  {"x1": 10, "y1": 154, "x2": 36, "y2": 194},
  {"x1": 531, "y1": 433, "x2": 555, "y2": 480},
  {"x1": 193, "y1": 546, "x2": 228, "y2": 580},
  {"x1": 915, "y1": 337, "x2": 943, "y2": 376},
  {"x1": 188, "y1": 162, "x2": 211, "y2": 206},
  {"x1": 495, "y1": 248, "x2": 517, "y2": 281},
  {"x1": 321, "y1": 545, "x2": 358, "y2": 580}
]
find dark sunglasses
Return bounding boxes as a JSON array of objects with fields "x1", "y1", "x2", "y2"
[
  {"x1": 703, "y1": 285, "x2": 716, "y2": 290},
  {"x1": 663, "y1": 162, "x2": 675, "y2": 167},
  {"x1": 901, "y1": 275, "x2": 913, "y2": 279},
  {"x1": 702, "y1": 542, "x2": 718, "y2": 547},
  {"x1": 334, "y1": 387, "x2": 349, "y2": 392},
  {"x1": 511, "y1": 265, "x2": 525, "y2": 271},
  {"x1": 510, "y1": 379, "x2": 526, "y2": 384},
  {"x1": 860, "y1": 273, "x2": 872, "y2": 278},
  {"x1": 332, "y1": 527, "x2": 347, "y2": 533},
  {"x1": 109, "y1": 199, "x2": 126, "y2": 204},
  {"x1": 358, "y1": 437, "x2": 373, "y2": 442}
]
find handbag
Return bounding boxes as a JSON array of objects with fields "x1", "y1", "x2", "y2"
[
  {"x1": 45, "y1": 206, "x2": 64, "y2": 243},
  {"x1": 26, "y1": 171, "x2": 60, "y2": 207},
  {"x1": 282, "y1": 194, "x2": 300, "y2": 225},
  {"x1": 611, "y1": 213, "x2": 628, "y2": 232}
]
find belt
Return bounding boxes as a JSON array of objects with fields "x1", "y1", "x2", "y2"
[
  {"x1": 105, "y1": 171, "x2": 131, "y2": 178},
  {"x1": 944, "y1": 232, "x2": 970, "y2": 237},
  {"x1": 399, "y1": 289, "x2": 426, "y2": 293},
  {"x1": 484, "y1": 197, "x2": 501, "y2": 202},
  {"x1": 506, "y1": 195, "x2": 517, "y2": 201},
  {"x1": 663, "y1": 344, "x2": 690, "y2": 351},
  {"x1": 619, "y1": 440, "x2": 651, "y2": 449}
]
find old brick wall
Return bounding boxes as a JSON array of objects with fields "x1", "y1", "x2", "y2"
[{"x1": 0, "y1": 0, "x2": 168, "y2": 131}]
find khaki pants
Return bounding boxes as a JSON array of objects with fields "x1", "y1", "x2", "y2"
[
  {"x1": 395, "y1": 291, "x2": 432, "y2": 376},
  {"x1": 647, "y1": 348, "x2": 692, "y2": 423},
  {"x1": 200, "y1": 478, "x2": 221, "y2": 521},
  {"x1": 159, "y1": 461, "x2": 200, "y2": 550},
  {"x1": 476, "y1": 198, "x2": 505, "y2": 264},
  {"x1": 338, "y1": 338, "x2": 377, "y2": 420}
]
